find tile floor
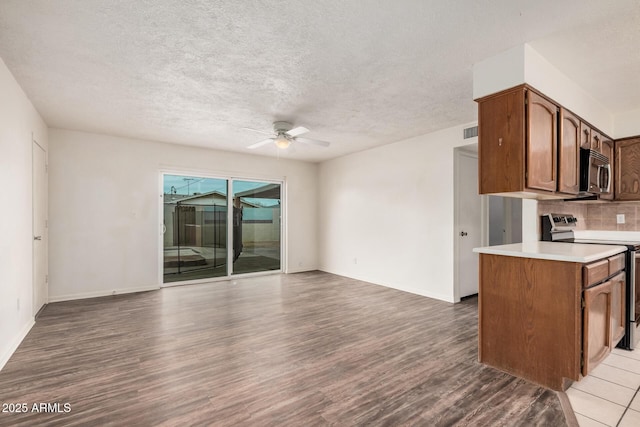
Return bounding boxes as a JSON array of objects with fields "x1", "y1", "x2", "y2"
[{"x1": 567, "y1": 348, "x2": 640, "y2": 426}]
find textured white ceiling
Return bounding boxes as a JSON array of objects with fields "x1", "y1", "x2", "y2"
[{"x1": 0, "y1": 0, "x2": 638, "y2": 162}]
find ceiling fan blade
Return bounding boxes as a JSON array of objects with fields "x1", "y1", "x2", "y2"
[
  {"x1": 242, "y1": 127, "x2": 273, "y2": 136},
  {"x1": 286, "y1": 126, "x2": 309, "y2": 137},
  {"x1": 247, "y1": 138, "x2": 274, "y2": 149},
  {"x1": 296, "y1": 137, "x2": 330, "y2": 148}
]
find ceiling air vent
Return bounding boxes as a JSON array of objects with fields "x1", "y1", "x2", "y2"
[{"x1": 463, "y1": 126, "x2": 478, "y2": 139}]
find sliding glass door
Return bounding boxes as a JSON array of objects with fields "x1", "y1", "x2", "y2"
[
  {"x1": 232, "y1": 180, "x2": 281, "y2": 275},
  {"x1": 162, "y1": 174, "x2": 281, "y2": 284},
  {"x1": 163, "y1": 174, "x2": 228, "y2": 283}
]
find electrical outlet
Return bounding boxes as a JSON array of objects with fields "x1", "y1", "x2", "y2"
[{"x1": 617, "y1": 214, "x2": 625, "y2": 224}]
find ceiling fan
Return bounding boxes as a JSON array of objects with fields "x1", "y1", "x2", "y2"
[{"x1": 244, "y1": 121, "x2": 331, "y2": 150}]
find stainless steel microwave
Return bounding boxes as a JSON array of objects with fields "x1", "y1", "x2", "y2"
[{"x1": 580, "y1": 148, "x2": 611, "y2": 194}]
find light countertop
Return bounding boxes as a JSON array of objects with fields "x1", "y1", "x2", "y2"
[
  {"x1": 473, "y1": 241, "x2": 627, "y2": 263},
  {"x1": 573, "y1": 230, "x2": 640, "y2": 241}
]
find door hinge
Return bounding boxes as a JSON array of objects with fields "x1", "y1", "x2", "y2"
[
  {"x1": 45, "y1": 275, "x2": 48, "y2": 283},
  {"x1": 581, "y1": 297, "x2": 585, "y2": 308}
]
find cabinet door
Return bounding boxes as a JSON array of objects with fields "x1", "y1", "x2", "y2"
[
  {"x1": 611, "y1": 272, "x2": 626, "y2": 346},
  {"x1": 526, "y1": 91, "x2": 558, "y2": 192},
  {"x1": 558, "y1": 109, "x2": 580, "y2": 194},
  {"x1": 615, "y1": 137, "x2": 640, "y2": 201},
  {"x1": 600, "y1": 136, "x2": 614, "y2": 200},
  {"x1": 583, "y1": 280, "x2": 613, "y2": 376},
  {"x1": 478, "y1": 88, "x2": 526, "y2": 194},
  {"x1": 591, "y1": 128, "x2": 603, "y2": 153},
  {"x1": 580, "y1": 123, "x2": 591, "y2": 149}
]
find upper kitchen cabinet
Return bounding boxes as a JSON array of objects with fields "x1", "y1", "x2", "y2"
[
  {"x1": 590, "y1": 128, "x2": 603, "y2": 152},
  {"x1": 477, "y1": 84, "x2": 618, "y2": 199},
  {"x1": 559, "y1": 109, "x2": 581, "y2": 195},
  {"x1": 615, "y1": 137, "x2": 640, "y2": 200},
  {"x1": 580, "y1": 123, "x2": 591, "y2": 149},
  {"x1": 478, "y1": 86, "x2": 526, "y2": 195},
  {"x1": 527, "y1": 92, "x2": 558, "y2": 192},
  {"x1": 478, "y1": 85, "x2": 565, "y2": 198}
]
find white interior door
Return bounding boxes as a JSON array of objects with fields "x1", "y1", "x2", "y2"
[
  {"x1": 456, "y1": 149, "x2": 482, "y2": 299},
  {"x1": 33, "y1": 141, "x2": 47, "y2": 316}
]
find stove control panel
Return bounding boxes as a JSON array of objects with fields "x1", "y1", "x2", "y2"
[{"x1": 541, "y1": 213, "x2": 578, "y2": 241}]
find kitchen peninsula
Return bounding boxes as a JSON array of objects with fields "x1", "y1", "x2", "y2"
[{"x1": 474, "y1": 242, "x2": 626, "y2": 391}]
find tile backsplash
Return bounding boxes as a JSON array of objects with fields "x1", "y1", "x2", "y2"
[{"x1": 538, "y1": 200, "x2": 640, "y2": 231}]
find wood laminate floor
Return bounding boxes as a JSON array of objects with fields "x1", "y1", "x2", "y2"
[{"x1": 0, "y1": 271, "x2": 567, "y2": 426}]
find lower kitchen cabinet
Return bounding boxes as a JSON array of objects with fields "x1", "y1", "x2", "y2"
[
  {"x1": 582, "y1": 270, "x2": 625, "y2": 376},
  {"x1": 479, "y1": 252, "x2": 626, "y2": 390},
  {"x1": 582, "y1": 279, "x2": 613, "y2": 376},
  {"x1": 611, "y1": 272, "x2": 626, "y2": 349}
]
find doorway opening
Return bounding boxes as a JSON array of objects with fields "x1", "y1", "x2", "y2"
[
  {"x1": 32, "y1": 139, "x2": 48, "y2": 316},
  {"x1": 454, "y1": 144, "x2": 485, "y2": 301},
  {"x1": 488, "y1": 196, "x2": 523, "y2": 246},
  {"x1": 161, "y1": 173, "x2": 282, "y2": 284}
]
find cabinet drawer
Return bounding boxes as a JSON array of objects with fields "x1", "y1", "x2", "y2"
[
  {"x1": 584, "y1": 260, "x2": 609, "y2": 288},
  {"x1": 609, "y1": 254, "x2": 625, "y2": 275}
]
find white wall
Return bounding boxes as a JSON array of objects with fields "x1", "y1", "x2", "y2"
[
  {"x1": 521, "y1": 199, "x2": 539, "y2": 243},
  {"x1": 473, "y1": 44, "x2": 614, "y2": 136},
  {"x1": 318, "y1": 123, "x2": 477, "y2": 303},
  {"x1": 48, "y1": 129, "x2": 318, "y2": 301},
  {"x1": 523, "y1": 45, "x2": 614, "y2": 136},
  {"x1": 614, "y1": 108, "x2": 640, "y2": 139},
  {"x1": 0, "y1": 58, "x2": 48, "y2": 369}
]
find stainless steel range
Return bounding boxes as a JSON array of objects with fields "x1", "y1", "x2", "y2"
[{"x1": 541, "y1": 213, "x2": 640, "y2": 350}]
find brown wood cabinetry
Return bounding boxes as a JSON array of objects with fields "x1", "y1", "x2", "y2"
[
  {"x1": 582, "y1": 279, "x2": 612, "y2": 376},
  {"x1": 478, "y1": 85, "x2": 562, "y2": 197},
  {"x1": 527, "y1": 92, "x2": 557, "y2": 191},
  {"x1": 582, "y1": 265, "x2": 625, "y2": 376},
  {"x1": 580, "y1": 123, "x2": 591, "y2": 149},
  {"x1": 478, "y1": 87, "x2": 525, "y2": 194},
  {"x1": 583, "y1": 259, "x2": 608, "y2": 287},
  {"x1": 479, "y1": 252, "x2": 626, "y2": 390},
  {"x1": 559, "y1": 109, "x2": 581, "y2": 194},
  {"x1": 478, "y1": 85, "x2": 621, "y2": 200},
  {"x1": 590, "y1": 128, "x2": 602, "y2": 152},
  {"x1": 611, "y1": 272, "x2": 626, "y2": 348},
  {"x1": 479, "y1": 254, "x2": 581, "y2": 391},
  {"x1": 615, "y1": 137, "x2": 640, "y2": 200}
]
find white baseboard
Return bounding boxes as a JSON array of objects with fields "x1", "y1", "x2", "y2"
[
  {"x1": 285, "y1": 266, "x2": 317, "y2": 274},
  {"x1": 0, "y1": 319, "x2": 35, "y2": 372},
  {"x1": 318, "y1": 269, "x2": 455, "y2": 303},
  {"x1": 48, "y1": 285, "x2": 160, "y2": 303}
]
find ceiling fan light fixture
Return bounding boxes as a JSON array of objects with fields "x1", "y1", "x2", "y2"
[{"x1": 275, "y1": 134, "x2": 290, "y2": 149}]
